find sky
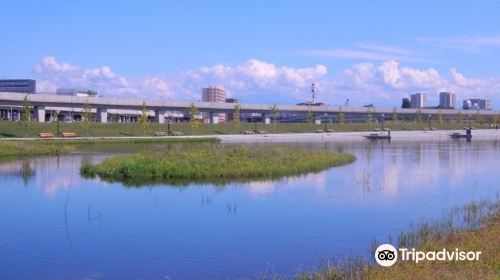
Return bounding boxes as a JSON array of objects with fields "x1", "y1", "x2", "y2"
[{"x1": 1, "y1": 0, "x2": 500, "y2": 108}]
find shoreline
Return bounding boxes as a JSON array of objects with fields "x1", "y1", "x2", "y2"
[{"x1": 2, "y1": 129, "x2": 500, "y2": 143}]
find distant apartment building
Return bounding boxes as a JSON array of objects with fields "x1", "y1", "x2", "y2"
[
  {"x1": 0, "y1": 79, "x2": 36, "y2": 94},
  {"x1": 439, "y1": 92, "x2": 456, "y2": 109},
  {"x1": 410, "y1": 93, "x2": 426, "y2": 108},
  {"x1": 463, "y1": 98, "x2": 492, "y2": 110},
  {"x1": 201, "y1": 86, "x2": 227, "y2": 123},
  {"x1": 56, "y1": 88, "x2": 99, "y2": 97},
  {"x1": 202, "y1": 86, "x2": 226, "y2": 103}
]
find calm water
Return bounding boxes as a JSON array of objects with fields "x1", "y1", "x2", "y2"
[{"x1": 0, "y1": 140, "x2": 499, "y2": 279}]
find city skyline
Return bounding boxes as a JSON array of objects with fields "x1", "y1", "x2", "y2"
[{"x1": 1, "y1": 0, "x2": 500, "y2": 108}]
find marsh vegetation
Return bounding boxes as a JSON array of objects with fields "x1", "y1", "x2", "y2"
[{"x1": 80, "y1": 145, "x2": 356, "y2": 185}]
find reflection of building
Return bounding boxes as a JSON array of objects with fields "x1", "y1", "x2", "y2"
[
  {"x1": 463, "y1": 98, "x2": 492, "y2": 110},
  {"x1": 439, "y1": 92, "x2": 456, "y2": 109},
  {"x1": 202, "y1": 86, "x2": 227, "y2": 123},
  {"x1": 0, "y1": 79, "x2": 36, "y2": 94},
  {"x1": 410, "y1": 93, "x2": 426, "y2": 108}
]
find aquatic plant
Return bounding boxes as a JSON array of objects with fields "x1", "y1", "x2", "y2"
[{"x1": 80, "y1": 145, "x2": 356, "y2": 185}]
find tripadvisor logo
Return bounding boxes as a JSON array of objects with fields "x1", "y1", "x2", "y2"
[
  {"x1": 374, "y1": 243, "x2": 482, "y2": 267},
  {"x1": 374, "y1": 244, "x2": 398, "y2": 267}
]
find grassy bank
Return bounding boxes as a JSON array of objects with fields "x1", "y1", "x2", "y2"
[
  {"x1": 0, "y1": 141, "x2": 65, "y2": 158},
  {"x1": 0, "y1": 137, "x2": 218, "y2": 159},
  {"x1": 0, "y1": 120, "x2": 492, "y2": 138},
  {"x1": 296, "y1": 199, "x2": 500, "y2": 280},
  {"x1": 81, "y1": 145, "x2": 356, "y2": 185}
]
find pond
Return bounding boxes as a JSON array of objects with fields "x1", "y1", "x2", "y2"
[{"x1": 0, "y1": 140, "x2": 499, "y2": 279}]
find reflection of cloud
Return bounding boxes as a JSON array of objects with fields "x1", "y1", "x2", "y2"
[
  {"x1": 245, "y1": 171, "x2": 329, "y2": 197},
  {"x1": 246, "y1": 180, "x2": 275, "y2": 195},
  {"x1": 32, "y1": 157, "x2": 82, "y2": 197},
  {"x1": 380, "y1": 164, "x2": 399, "y2": 197}
]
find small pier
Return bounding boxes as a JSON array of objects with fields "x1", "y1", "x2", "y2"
[
  {"x1": 364, "y1": 130, "x2": 391, "y2": 140},
  {"x1": 450, "y1": 128, "x2": 472, "y2": 140}
]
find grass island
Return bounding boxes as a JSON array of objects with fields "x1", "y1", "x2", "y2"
[{"x1": 80, "y1": 145, "x2": 356, "y2": 185}]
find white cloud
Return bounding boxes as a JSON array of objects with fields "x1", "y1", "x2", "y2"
[
  {"x1": 415, "y1": 35, "x2": 500, "y2": 52},
  {"x1": 297, "y1": 44, "x2": 425, "y2": 62},
  {"x1": 32, "y1": 56, "x2": 500, "y2": 107}
]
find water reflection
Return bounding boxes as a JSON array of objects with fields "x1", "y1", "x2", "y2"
[{"x1": 0, "y1": 140, "x2": 499, "y2": 280}]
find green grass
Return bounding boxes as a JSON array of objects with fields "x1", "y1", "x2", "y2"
[
  {"x1": 295, "y1": 199, "x2": 500, "y2": 280},
  {"x1": 0, "y1": 141, "x2": 65, "y2": 158},
  {"x1": 0, "y1": 120, "x2": 492, "y2": 138},
  {"x1": 80, "y1": 145, "x2": 356, "y2": 186}
]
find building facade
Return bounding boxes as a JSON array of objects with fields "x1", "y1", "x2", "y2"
[
  {"x1": 439, "y1": 92, "x2": 456, "y2": 109},
  {"x1": 0, "y1": 79, "x2": 36, "y2": 94},
  {"x1": 410, "y1": 93, "x2": 426, "y2": 109},
  {"x1": 463, "y1": 98, "x2": 492, "y2": 110},
  {"x1": 202, "y1": 86, "x2": 227, "y2": 123},
  {"x1": 56, "y1": 88, "x2": 99, "y2": 97},
  {"x1": 202, "y1": 86, "x2": 226, "y2": 103}
]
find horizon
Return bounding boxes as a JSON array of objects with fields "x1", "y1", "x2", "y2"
[{"x1": 1, "y1": 0, "x2": 500, "y2": 108}]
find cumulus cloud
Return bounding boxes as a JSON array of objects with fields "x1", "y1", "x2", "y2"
[
  {"x1": 334, "y1": 60, "x2": 500, "y2": 106},
  {"x1": 32, "y1": 56, "x2": 500, "y2": 107},
  {"x1": 35, "y1": 56, "x2": 139, "y2": 96}
]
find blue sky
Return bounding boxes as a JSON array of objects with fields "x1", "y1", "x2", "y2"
[{"x1": 1, "y1": 0, "x2": 500, "y2": 107}]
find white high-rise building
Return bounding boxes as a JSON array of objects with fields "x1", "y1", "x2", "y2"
[
  {"x1": 439, "y1": 92, "x2": 456, "y2": 109},
  {"x1": 410, "y1": 93, "x2": 426, "y2": 108},
  {"x1": 202, "y1": 86, "x2": 227, "y2": 123}
]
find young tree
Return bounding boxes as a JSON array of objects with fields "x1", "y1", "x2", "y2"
[
  {"x1": 365, "y1": 108, "x2": 373, "y2": 126},
  {"x1": 391, "y1": 108, "x2": 398, "y2": 125},
  {"x1": 415, "y1": 109, "x2": 423, "y2": 128},
  {"x1": 270, "y1": 103, "x2": 279, "y2": 134},
  {"x1": 21, "y1": 95, "x2": 31, "y2": 137},
  {"x1": 305, "y1": 110, "x2": 314, "y2": 124},
  {"x1": 493, "y1": 112, "x2": 500, "y2": 127},
  {"x1": 189, "y1": 103, "x2": 201, "y2": 135},
  {"x1": 475, "y1": 108, "x2": 482, "y2": 126},
  {"x1": 437, "y1": 109, "x2": 444, "y2": 128},
  {"x1": 456, "y1": 111, "x2": 464, "y2": 126},
  {"x1": 338, "y1": 108, "x2": 345, "y2": 127},
  {"x1": 139, "y1": 101, "x2": 149, "y2": 136},
  {"x1": 232, "y1": 103, "x2": 241, "y2": 133},
  {"x1": 82, "y1": 99, "x2": 92, "y2": 137}
]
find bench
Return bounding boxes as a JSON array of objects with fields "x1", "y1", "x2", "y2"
[
  {"x1": 154, "y1": 131, "x2": 168, "y2": 137},
  {"x1": 61, "y1": 132, "x2": 77, "y2": 138},
  {"x1": 169, "y1": 131, "x2": 184, "y2": 136},
  {"x1": 244, "y1": 130, "x2": 255, "y2": 134},
  {"x1": 256, "y1": 130, "x2": 268, "y2": 134},
  {"x1": 326, "y1": 129, "x2": 335, "y2": 133},
  {"x1": 38, "y1": 132, "x2": 54, "y2": 138},
  {"x1": 315, "y1": 129, "x2": 324, "y2": 133}
]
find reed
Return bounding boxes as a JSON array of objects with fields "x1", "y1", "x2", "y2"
[
  {"x1": 296, "y1": 199, "x2": 500, "y2": 280},
  {"x1": 0, "y1": 141, "x2": 64, "y2": 158}
]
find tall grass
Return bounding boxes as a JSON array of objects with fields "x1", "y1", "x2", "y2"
[
  {"x1": 0, "y1": 141, "x2": 64, "y2": 158},
  {"x1": 296, "y1": 198, "x2": 500, "y2": 280},
  {"x1": 80, "y1": 145, "x2": 356, "y2": 186}
]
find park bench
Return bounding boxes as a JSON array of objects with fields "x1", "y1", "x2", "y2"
[
  {"x1": 61, "y1": 132, "x2": 77, "y2": 138},
  {"x1": 154, "y1": 131, "x2": 168, "y2": 137},
  {"x1": 169, "y1": 131, "x2": 184, "y2": 136},
  {"x1": 326, "y1": 129, "x2": 335, "y2": 133},
  {"x1": 38, "y1": 132, "x2": 54, "y2": 138},
  {"x1": 244, "y1": 130, "x2": 255, "y2": 134},
  {"x1": 256, "y1": 130, "x2": 268, "y2": 134},
  {"x1": 315, "y1": 129, "x2": 324, "y2": 133}
]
